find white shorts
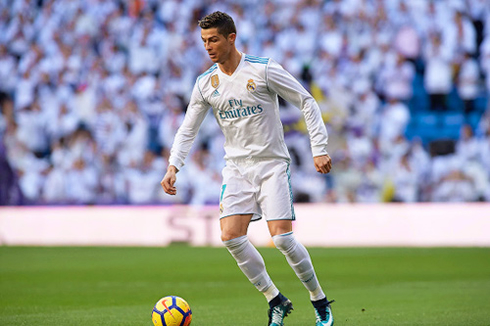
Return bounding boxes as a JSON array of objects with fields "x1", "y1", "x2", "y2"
[{"x1": 219, "y1": 158, "x2": 296, "y2": 222}]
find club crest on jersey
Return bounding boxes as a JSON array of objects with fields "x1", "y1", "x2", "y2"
[
  {"x1": 211, "y1": 74, "x2": 219, "y2": 88},
  {"x1": 247, "y1": 79, "x2": 257, "y2": 92}
]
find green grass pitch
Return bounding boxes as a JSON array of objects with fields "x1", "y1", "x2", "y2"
[{"x1": 1, "y1": 246, "x2": 489, "y2": 325}]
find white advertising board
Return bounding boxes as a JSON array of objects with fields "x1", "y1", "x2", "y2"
[{"x1": 0, "y1": 204, "x2": 489, "y2": 247}]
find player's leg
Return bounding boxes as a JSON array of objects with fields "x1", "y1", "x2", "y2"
[
  {"x1": 269, "y1": 220, "x2": 325, "y2": 300},
  {"x1": 255, "y1": 161, "x2": 301, "y2": 325},
  {"x1": 221, "y1": 160, "x2": 291, "y2": 325},
  {"x1": 260, "y1": 158, "x2": 333, "y2": 325},
  {"x1": 220, "y1": 161, "x2": 282, "y2": 302},
  {"x1": 260, "y1": 161, "x2": 327, "y2": 302},
  {"x1": 221, "y1": 214, "x2": 281, "y2": 302},
  {"x1": 269, "y1": 221, "x2": 334, "y2": 326}
]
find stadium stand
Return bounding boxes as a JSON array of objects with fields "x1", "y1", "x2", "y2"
[{"x1": 0, "y1": 0, "x2": 489, "y2": 205}]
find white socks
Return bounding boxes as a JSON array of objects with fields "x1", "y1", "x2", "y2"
[
  {"x1": 273, "y1": 232, "x2": 326, "y2": 301},
  {"x1": 223, "y1": 235, "x2": 279, "y2": 301},
  {"x1": 223, "y1": 233, "x2": 326, "y2": 302}
]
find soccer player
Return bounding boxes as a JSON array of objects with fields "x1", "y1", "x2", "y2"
[{"x1": 161, "y1": 11, "x2": 334, "y2": 326}]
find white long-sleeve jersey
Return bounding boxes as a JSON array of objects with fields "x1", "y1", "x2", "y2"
[{"x1": 168, "y1": 53, "x2": 328, "y2": 170}]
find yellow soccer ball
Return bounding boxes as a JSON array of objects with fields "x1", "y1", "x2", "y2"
[{"x1": 152, "y1": 296, "x2": 192, "y2": 326}]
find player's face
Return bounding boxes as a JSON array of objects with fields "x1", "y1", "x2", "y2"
[{"x1": 201, "y1": 27, "x2": 235, "y2": 64}]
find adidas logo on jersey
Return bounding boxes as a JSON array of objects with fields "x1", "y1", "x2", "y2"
[{"x1": 212, "y1": 89, "x2": 220, "y2": 97}]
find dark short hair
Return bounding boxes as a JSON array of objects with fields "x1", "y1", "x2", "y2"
[{"x1": 198, "y1": 11, "x2": 236, "y2": 37}]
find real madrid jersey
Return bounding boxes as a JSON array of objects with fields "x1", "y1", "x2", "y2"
[{"x1": 168, "y1": 53, "x2": 329, "y2": 170}]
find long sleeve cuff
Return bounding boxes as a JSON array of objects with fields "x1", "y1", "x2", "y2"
[
  {"x1": 168, "y1": 157, "x2": 185, "y2": 171},
  {"x1": 311, "y1": 144, "x2": 329, "y2": 157}
]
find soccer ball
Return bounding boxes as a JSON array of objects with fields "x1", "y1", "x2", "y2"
[{"x1": 152, "y1": 296, "x2": 192, "y2": 326}]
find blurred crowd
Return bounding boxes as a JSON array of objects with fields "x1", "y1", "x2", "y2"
[{"x1": 0, "y1": 0, "x2": 489, "y2": 205}]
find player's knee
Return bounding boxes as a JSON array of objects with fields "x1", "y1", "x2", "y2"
[
  {"x1": 268, "y1": 220, "x2": 293, "y2": 237},
  {"x1": 220, "y1": 214, "x2": 253, "y2": 242},
  {"x1": 272, "y1": 232, "x2": 295, "y2": 253},
  {"x1": 222, "y1": 234, "x2": 249, "y2": 254},
  {"x1": 221, "y1": 230, "x2": 246, "y2": 242}
]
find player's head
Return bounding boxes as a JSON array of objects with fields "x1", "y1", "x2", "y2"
[
  {"x1": 199, "y1": 11, "x2": 236, "y2": 39},
  {"x1": 199, "y1": 11, "x2": 237, "y2": 63}
]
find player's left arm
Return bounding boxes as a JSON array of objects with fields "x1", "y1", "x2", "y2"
[
  {"x1": 266, "y1": 59, "x2": 331, "y2": 173},
  {"x1": 313, "y1": 154, "x2": 332, "y2": 174}
]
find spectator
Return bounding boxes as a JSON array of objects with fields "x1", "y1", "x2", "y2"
[
  {"x1": 42, "y1": 161, "x2": 66, "y2": 204},
  {"x1": 65, "y1": 157, "x2": 98, "y2": 204},
  {"x1": 445, "y1": 10, "x2": 477, "y2": 58},
  {"x1": 349, "y1": 79, "x2": 380, "y2": 137},
  {"x1": 15, "y1": 101, "x2": 50, "y2": 156},
  {"x1": 479, "y1": 34, "x2": 490, "y2": 96},
  {"x1": 432, "y1": 170, "x2": 477, "y2": 202},
  {"x1": 356, "y1": 160, "x2": 384, "y2": 203},
  {"x1": 423, "y1": 32, "x2": 453, "y2": 112},
  {"x1": 457, "y1": 52, "x2": 481, "y2": 115},
  {"x1": 125, "y1": 150, "x2": 164, "y2": 204},
  {"x1": 377, "y1": 98, "x2": 410, "y2": 152},
  {"x1": 391, "y1": 151, "x2": 418, "y2": 202},
  {"x1": 456, "y1": 124, "x2": 480, "y2": 162},
  {"x1": 377, "y1": 53, "x2": 415, "y2": 102},
  {"x1": 0, "y1": 44, "x2": 17, "y2": 94}
]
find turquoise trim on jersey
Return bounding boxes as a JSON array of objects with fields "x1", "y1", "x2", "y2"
[
  {"x1": 245, "y1": 57, "x2": 268, "y2": 63},
  {"x1": 246, "y1": 54, "x2": 270, "y2": 91},
  {"x1": 244, "y1": 54, "x2": 269, "y2": 64},
  {"x1": 196, "y1": 64, "x2": 217, "y2": 102},
  {"x1": 220, "y1": 184, "x2": 227, "y2": 201},
  {"x1": 286, "y1": 163, "x2": 296, "y2": 220},
  {"x1": 265, "y1": 60, "x2": 270, "y2": 92},
  {"x1": 198, "y1": 64, "x2": 218, "y2": 79},
  {"x1": 245, "y1": 58, "x2": 269, "y2": 64},
  {"x1": 245, "y1": 54, "x2": 269, "y2": 61}
]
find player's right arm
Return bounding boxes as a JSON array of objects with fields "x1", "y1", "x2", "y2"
[
  {"x1": 161, "y1": 165, "x2": 178, "y2": 195},
  {"x1": 162, "y1": 81, "x2": 210, "y2": 195}
]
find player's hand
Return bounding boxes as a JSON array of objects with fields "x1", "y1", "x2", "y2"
[
  {"x1": 313, "y1": 154, "x2": 332, "y2": 174},
  {"x1": 161, "y1": 165, "x2": 178, "y2": 195}
]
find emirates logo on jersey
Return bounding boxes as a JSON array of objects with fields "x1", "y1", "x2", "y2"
[
  {"x1": 218, "y1": 104, "x2": 263, "y2": 120},
  {"x1": 247, "y1": 79, "x2": 257, "y2": 92}
]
